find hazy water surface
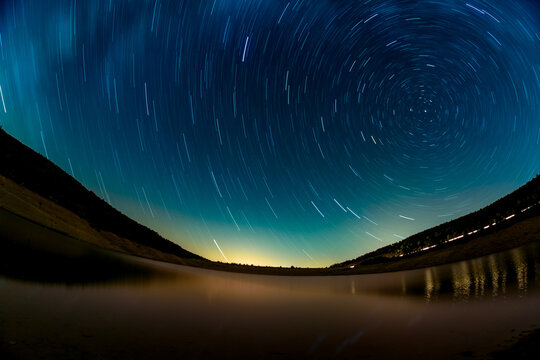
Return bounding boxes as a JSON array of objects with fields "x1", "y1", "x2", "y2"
[{"x1": 2, "y1": 241, "x2": 540, "y2": 359}]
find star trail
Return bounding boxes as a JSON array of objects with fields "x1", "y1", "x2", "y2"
[{"x1": 0, "y1": 0, "x2": 539, "y2": 266}]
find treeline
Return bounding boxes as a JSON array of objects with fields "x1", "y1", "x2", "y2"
[
  {"x1": 0, "y1": 128, "x2": 205, "y2": 261},
  {"x1": 333, "y1": 174, "x2": 540, "y2": 268}
]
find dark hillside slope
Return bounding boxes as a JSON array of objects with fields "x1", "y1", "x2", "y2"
[
  {"x1": 0, "y1": 128, "x2": 203, "y2": 261},
  {"x1": 334, "y1": 174, "x2": 540, "y2": 268}
]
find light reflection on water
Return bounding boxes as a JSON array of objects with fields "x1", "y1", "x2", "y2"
[
  {"x1": 334, "y1": 241, "x2": 540, "y2": 302},
  {"x1": 424, "y1": 268, "x2": 440, "y2": 301},
  {"x1": 409, "y1": 242, "x2": 540, "y2": 301},
  {"x1": 512, "y1": 248, "x2": 528, "y2": 294}
]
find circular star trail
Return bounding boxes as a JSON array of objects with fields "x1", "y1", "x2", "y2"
[{"x1": 0, "y1": 0, "x2": 539, "y2": 266}]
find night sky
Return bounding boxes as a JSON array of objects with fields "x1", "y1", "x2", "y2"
[{"x1": 0, "y1": 0, "x2": 539, "y2": 267}]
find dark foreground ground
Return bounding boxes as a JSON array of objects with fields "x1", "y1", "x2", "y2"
[{"x1": 492, "y1": 329, "x2": 540, "y2": 359}]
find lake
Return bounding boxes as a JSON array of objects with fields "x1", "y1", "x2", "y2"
[{"x1": 2, "y1": 240, "x2": 540, "y2": 359}]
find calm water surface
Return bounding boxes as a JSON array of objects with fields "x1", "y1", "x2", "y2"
[{"x1": 2, "y1": 241, "x2": 540, "y2": 359}]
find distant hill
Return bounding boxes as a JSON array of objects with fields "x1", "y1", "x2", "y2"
[
  {"x1": 1, "y1": 126, "x2": 539, "y2": 275},
  {"x1": 0, "y1": 127, "x2": 204, "y2": 261},
  {"x1": 333, "y1": 174, "x2": 540, "y2": 269}
]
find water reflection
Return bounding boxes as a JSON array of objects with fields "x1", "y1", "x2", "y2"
[
  {"x1": 0, "y1": 229, "x2": 174, "y2": 286},
  {"x1": 511, "y1": 248, "x2": 528, "y2": 294},
  {"x1": 424, "y1": 268, "x2": 440, "y2": 301},
  {"x1": 2, "y1": 240, "x2": 540, "y2": 359},
  {"x1": 488, "y1": 255, "x2": 500, "y2": 297},
  {"x1": 398, "y1": 242, "x2": 540, "y2": 301},
  {"x1": 340, "y1": 241, "x2": 540, "y2": 301},
  {"x1": 170, "y1": 240, "x2": 540, "y2": 303},
  {"x1": 472, "y1": 259, "x2": 487, "y2": 297},
  {"x1": 451, "y1": 262, "x2": 471, "y2": 300}
]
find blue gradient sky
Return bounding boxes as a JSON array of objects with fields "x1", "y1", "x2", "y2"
[{"x1": 0, "y1": 0, "x2": 539, "y2": 266}]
